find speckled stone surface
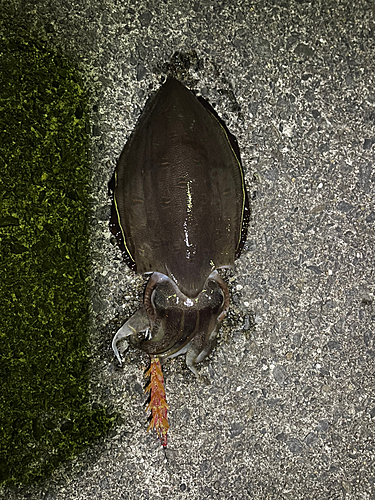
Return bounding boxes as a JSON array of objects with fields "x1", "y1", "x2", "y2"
[{"x1": 2, "y1": 1, "x2": 375, "y2": 499}]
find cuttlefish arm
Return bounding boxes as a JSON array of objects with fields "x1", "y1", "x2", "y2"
[{"x1": 112, "y1": 307, "x2": 150, "y2": 366}]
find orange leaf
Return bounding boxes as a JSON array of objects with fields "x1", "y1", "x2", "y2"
[{"x1": 144, "y1": 357, "x2": 169, "y2": 447}]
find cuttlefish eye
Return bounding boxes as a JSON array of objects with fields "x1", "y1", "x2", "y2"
[
  {"x1": 200, "y1": 281, "x2": 225, "y2": 314},
  {"x1": 150, "y1": 281, "x2": 178, "y2": 313}
]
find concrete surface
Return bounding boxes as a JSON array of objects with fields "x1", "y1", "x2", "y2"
[{"x1": 2, "y1": 0, "x2": 374, "y2": 499}]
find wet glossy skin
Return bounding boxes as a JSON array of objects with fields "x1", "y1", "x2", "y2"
[{"x1": 110, "y1": 77, "x2": 249, "y2": 375}]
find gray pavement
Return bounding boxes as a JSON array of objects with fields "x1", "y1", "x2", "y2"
[{"x1": 2, "y1": 1, "x2": 374, "y2": 499}]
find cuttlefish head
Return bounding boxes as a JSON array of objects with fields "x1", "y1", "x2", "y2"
[{"x1": 112, "y1": 270, "x2": 229, "y2": 377}]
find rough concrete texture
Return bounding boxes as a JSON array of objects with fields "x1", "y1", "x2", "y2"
[{"x1": 2, "y1": 1, "x2": 375, "y2": 499}]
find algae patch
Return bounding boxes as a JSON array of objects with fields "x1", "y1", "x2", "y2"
[{"x1": 0, "y1": 31, "x2": 113, "y2": 485}]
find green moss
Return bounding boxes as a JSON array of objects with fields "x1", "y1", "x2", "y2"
[{"x1": 0, "y1": 28, "x2": 114, "y2": 485}]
